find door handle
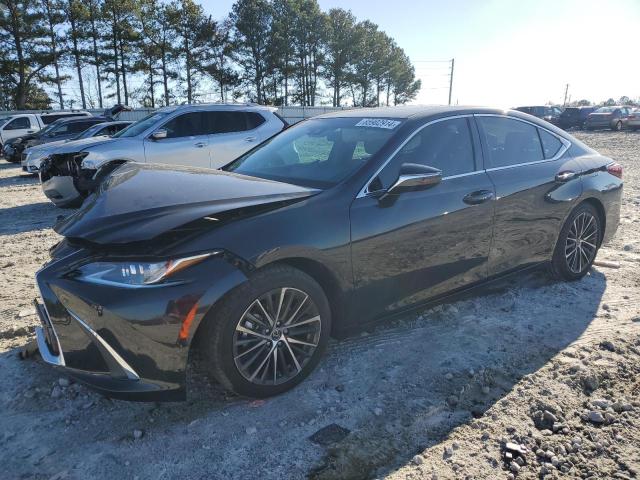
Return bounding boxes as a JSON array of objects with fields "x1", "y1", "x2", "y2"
[
  {"x1": 463, "y1": 190, "x2": 494, "y2": 205},
  {"x1": 555, "y1": 171, "x2": 576, "y2": 182},
  {"x1": 244, "y1": 136, "x2": 257, "y2": 142},
  {"x1": 194, "y1": 142, "x2": 206, "y2": 148}
]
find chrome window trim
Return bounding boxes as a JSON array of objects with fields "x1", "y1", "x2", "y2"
[
  {"x1": 356, "y1": 114, "x2": 475, "y2": 198},
  {"x1": 473, "y1": 113, "x2": 571, "y2": 171}
]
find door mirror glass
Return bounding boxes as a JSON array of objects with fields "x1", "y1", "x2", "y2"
[
  {"x1": 384, "y1": 163, "x2": 442, "y2": 197},
  {"x1": 151, "y1": 129, "x2": 168, "y2": 140}
]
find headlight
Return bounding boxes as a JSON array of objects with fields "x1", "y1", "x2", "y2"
[{"x1": 74, "y1": 252, "x2": 220, "y2": 287}]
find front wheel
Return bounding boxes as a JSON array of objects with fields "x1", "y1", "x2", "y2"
[
  {"x1": 613, "y1": 121, "x2": 623, "y2": 131},
  {"x1": 199, "y1": 265, "x2": 331, "y2": 398},
  {"x1": 550, "y1": 203, "x2": 601, "y2": 281}
]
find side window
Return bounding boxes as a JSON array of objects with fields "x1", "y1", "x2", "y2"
[
  {"x1": 477, "y1": 117, "x2": 543, "y2": 168},
  {"x1": 538, "y1": 129, "x2": 563, "y2": 159},
  {"x1": 208, "y1": 111, "x2": 249, "y2": 134},
  {"x1": 162, "y1": 112, "x2": 207, "y2": 138},
  {"x1": 245, "y1": 112, "x2": 266, "y2": 130},
  {"x1": 7, "y1": 117, "x2": 30, "y2": 130},
  {"x1": 69, "y1": 121, "x2": 96, "y2": 133},
  {"x1": 391, "y1": 118, "x2": 475, "y2": 177}
]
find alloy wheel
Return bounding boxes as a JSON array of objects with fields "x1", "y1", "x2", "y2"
[
  {"x1": 565, "y1": 211, "x2": 598, "y2": 274},
  {"x1": 232, "y1": 287, "x2": 321, "y2": 386}
]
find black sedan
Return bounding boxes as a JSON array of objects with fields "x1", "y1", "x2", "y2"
[{"x1": 34, "y1": 106, "x2": 622, "y2": 400}]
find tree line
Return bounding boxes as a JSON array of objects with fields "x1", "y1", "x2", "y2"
[{"x1": 0, "y1": 0, "x2": 422, "y2": 110}]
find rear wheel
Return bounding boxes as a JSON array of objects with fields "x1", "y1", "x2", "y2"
[
  {"x1": 613, "y1": 121, "x2": 623, "y2": 131},
  {"x1": 199, "y1": 265, "x2": 331, "y2": 398},
  {"x1": 550, "y1": 203, "x2": 601, "y2": 281}
]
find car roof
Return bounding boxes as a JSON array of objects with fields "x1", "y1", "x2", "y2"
[
  {"x1": 316, "y1": 105, "x2": 517, "y2": 121},
  {"x1": 54, "y1": 116, "x2": 105, "y2": 125},
  {"x1": 156, "y1": 103, "x2": 277, "y2": 114},
  {"x1": 40, "y1": 110, "x2": 91, "y2": 116}
]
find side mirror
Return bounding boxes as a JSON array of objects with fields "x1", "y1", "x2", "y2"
[
  {"x1": 381, "y1": 163, "x2": 442, "y2": 199},
  {"x1": 150, "y1": 129, "x2": 167, "y2": 140}
]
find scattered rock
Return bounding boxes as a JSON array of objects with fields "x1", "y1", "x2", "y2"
[
  {"x1": 444, "y1": 373, "x2": 453, "y2": 380},
  {"x1": 245, "y1": 427, "x2": 257, "y2": 435},
  {"x1": 587, "y1": 411, "x2": 605, "y2": 424},
  {"x1": 599, "y1": 340, "x2": 616, "y2": 352},
  {"x1": 334, "y1": 384, "x2": 344, "y2": 393},
  {"x1": 133, "y1": 429, "x2": 144, "y2": 440},
  {"x1": 411, "y1": 454, "x2": 424, "y2": 465},
  {"x1": 50, "y1": 386, "x2": 62, "y2": 399}
]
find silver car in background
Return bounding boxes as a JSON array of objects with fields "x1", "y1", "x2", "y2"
[
  {"x1": 39, "y1": 104, "x2": 288, "y2": 207},
  {"x1": 22, "y1": 121, "x2": 132, "y2": 173}
]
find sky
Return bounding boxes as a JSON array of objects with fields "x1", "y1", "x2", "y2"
[{"x1": 202, "y1": 0, "x2": 640, "y2": 107}]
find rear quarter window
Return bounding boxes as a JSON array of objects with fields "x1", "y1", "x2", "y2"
[{"x1": 538, "y1": 129, "x2": 563, "y2": 159}]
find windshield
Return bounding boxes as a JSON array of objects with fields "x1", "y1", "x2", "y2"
[
  {"x1": 113, "y1": 112, "x2": 170, "y2": 138},
  {"x1": 37, "y1": 120, "x2": 63, "y2": 136},
  {"x1": 225, "y1": 117, "x2": 401, "y2": 188}
]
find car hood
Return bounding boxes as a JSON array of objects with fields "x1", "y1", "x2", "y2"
[
  {"x1": 53, "y1": 135, "x2": 117, "y2": 154},
  {"x1": 27, "y1": 139, "x2": 67, "y2": 155},
  {"x1": 55, "y1": 163, "x2": 320, "y2": 245}
]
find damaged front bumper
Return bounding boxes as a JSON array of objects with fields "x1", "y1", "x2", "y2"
[
  {"x1": 41, "y1": 175, "x2": 84, "y2": 207},
  {"x1": 33, "y1": 245, "x2": 248, "y2": 401}
]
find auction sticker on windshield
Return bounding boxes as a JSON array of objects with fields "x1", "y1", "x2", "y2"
[{"x1": 355, "y1": 118, "x2": 402, "y2": 129}]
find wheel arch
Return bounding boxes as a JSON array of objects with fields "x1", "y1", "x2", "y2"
[
  {"x1": 580, "y1": 197, "x2": 606, "y2": 246},
  {"x1": 271, "y1": 257, "x2": 347, "y2": 336}
]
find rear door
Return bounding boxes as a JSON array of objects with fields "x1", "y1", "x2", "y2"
[
  {"x1": 475, "y1": 115, "x2": 582, "y2": 275},
  {"x1": 349, "y1": 116, "x2": 495, "y2": 320},
  {"x1": 207, "y1": 111, "x2": 261, "y2": 168},
  {"x1": 143, "y1": 111, "x2": 211, "y2": 168}
]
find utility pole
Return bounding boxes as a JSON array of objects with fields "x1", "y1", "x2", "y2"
[
  {"x1": 448, "y1": 58, "x2": 455, "y2": 106},
  {"x1": 563, "y1": 83, "x2": 569, "y2": 106}
]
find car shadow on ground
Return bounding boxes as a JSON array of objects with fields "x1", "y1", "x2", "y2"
[
  {"x1": 0, "y1": 171, "x2": 40, "y2": 188},
  {"x1": 0, "y1": 202, "x2": 62, "y2": 235},
  {"x1": 0, "y1": 268, "x2": 607, "y2": 479}
]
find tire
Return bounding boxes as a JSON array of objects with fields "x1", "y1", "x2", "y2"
[
  {"x1": 198, "y1": 265, "x2": 331, "y2": 398},
  {"x1": 613, "y1": 121, "x2": 622, "y2": 131},
  {"x1": 550, "y1": 203, "x2": 601, "y2": 281}
]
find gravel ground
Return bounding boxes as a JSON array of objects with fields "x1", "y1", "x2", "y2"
[{"x1": 0, "y1": 131, "x2": 638, "y2": 480}]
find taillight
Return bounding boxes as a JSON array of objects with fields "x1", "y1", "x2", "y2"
[{"x1": 607, "y1": 162, "x2": 623, "y2": 179}]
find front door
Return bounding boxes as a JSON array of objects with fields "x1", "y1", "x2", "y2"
[
  {"x1": 143, "y1": 111, "x2": 211, "y2": 168},
  {"x1": 349, "y1": 116, "x2": 495, "y2": 321}
]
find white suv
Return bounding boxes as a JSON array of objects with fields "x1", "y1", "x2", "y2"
[{"x1": 40, "y1": 104, "x2": 288, "y2": 207}]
